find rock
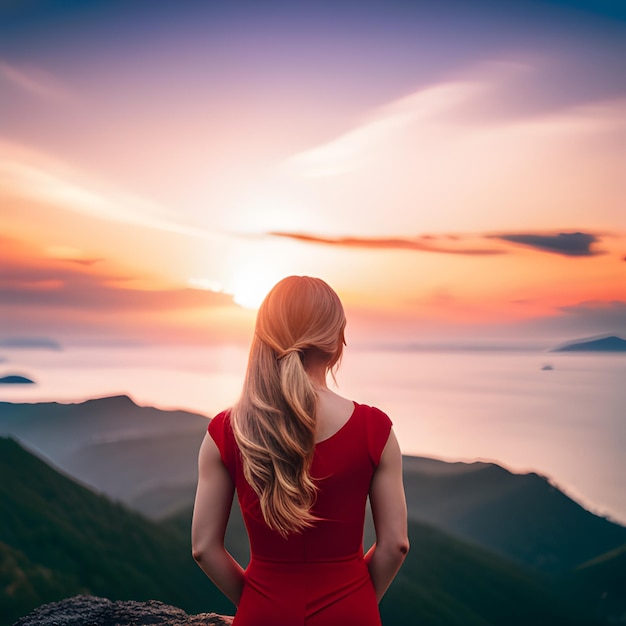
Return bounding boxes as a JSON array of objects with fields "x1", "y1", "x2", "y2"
[{"x1": 13, "y1": 595, "x2": 234, "y2": 626}]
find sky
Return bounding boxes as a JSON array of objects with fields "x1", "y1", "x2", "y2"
[{"x1": 1, "y1": 0, "x2": 625, "y2": 349}]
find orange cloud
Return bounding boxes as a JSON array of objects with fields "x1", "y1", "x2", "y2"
[
  {"x1": 0, "y1": 237, "x2": 241, "y2": 345},
  {"x1": 269, "y1": 229, "x2": 616, "y2": 258},
  {"x1": 269, "y1": 231, "x2": 505, "y2": 255}
]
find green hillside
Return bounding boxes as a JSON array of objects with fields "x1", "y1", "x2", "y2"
[
  {"x1": 165, "y1": 503, "x2": 251, "y2": 568},
  {"x1": 402, "y1": 456, "x2": 626, "y2": 572},
  {"x1": 558, "y1": 543, "x2": 626, "y2": 624},
  {"x1": 0, "y1": 437, "x2": 231, "y2": 626},
  {"x1": 0, "y1": 541, "x2": 80, "y2": 620},
  {"x1": 382, "y1": 520, "x2": 599, "y2": 626},
  {"x1": 0, "y1": 396, "x2": 208, "y2": 519}
]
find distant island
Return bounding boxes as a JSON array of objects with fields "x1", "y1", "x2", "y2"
[
  {"x1": 551, "y1": 335, "x2": 626, "y2": 352},
  {"x1": 0, "y1": 337, "x2": 62, "y2": 350},
  {"x1": 0, "y1": 374, "x2": 35, "y2": 384}
]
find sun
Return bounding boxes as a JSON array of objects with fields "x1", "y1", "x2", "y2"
[{"x1": 229, "y1": 264, "x2": 283, "y2": 310}]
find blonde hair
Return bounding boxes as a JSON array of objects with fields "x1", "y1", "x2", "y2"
[{"x1": 231, "y1": 276, "x2": 346, "y2": 536}]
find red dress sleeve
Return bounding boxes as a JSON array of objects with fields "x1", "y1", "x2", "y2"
[
  {"x1": 207, "y1": 409, "x2": 237, "y2": 477},
  {"x1": 365, "y1": 406, "x2": 393, "y2": 467}
]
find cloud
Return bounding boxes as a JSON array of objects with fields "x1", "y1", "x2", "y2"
[
  {"x1": 279, "y1": 59, "x2": 626, "y2": 182},
  {"x1": 269, "y1": 231, "x2": 506, "y2": 255},
  {"x1": 44, "y1": 245, "x2": 104, "y2": 266},
  {"x1": 0, "y1": 142, "x2": 230, "y2": 244},
  {"x1": 0, "y1": 58, "x2": 70, "y2": 101},
  {"x1": 558, "y1": 300, "x2": 626, "y2": 329},
  {"x1": 0, "y1": 238, "x2": 246, "y2": 345},
  {"x1": 514, "y1": 299, "x2": 626, "y2": 339},
  {"x1": 281, "y1": 81, "x2": 479, "y2": 178},
  {"x1": 266, "y1": 63, "x2": 626, "y2": 239},
  {"x1": 59, "y1": 257, "x2": 104, "y2": 266},
  {"x1": 0, "y1": 243, "x2": 234, "y2": 312},
  {"x1": 488, "y1": 231, "x2": 603, "y2": 256},
  {"x1": 0, "y1": 270, "x2": 234, "y2": 312},
  {"x1": 269, "y1": 229, "x2": 618, "y2": 258}
]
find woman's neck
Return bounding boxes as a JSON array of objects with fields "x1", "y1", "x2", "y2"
[{"x1": 304, "y1": 354, "x2": 329, "y2": 389}]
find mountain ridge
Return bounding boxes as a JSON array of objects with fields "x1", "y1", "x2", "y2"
[
  {"x1": 2, "y1": 438, "x2": 604, "y2": 626},
  {"x1": 1, "y1": 395, "x2": 624, "y2": 575}
]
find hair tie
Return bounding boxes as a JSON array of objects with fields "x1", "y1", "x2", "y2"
[{"x1": 276, "y1": 347, "x2": 303, "y2": 361}]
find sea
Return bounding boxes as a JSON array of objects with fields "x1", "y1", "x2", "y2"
[{"x1": 1, "y1": 344, "x2": 624, "y2": 526}]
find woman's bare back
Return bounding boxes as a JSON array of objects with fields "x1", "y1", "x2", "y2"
[{"x1": 314, "y1": 388, "x2": 355, "y2": 443}]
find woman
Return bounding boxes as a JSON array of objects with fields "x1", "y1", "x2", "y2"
[{"x1": 192, "y1": 276, "x2": 409, "y2": 625}]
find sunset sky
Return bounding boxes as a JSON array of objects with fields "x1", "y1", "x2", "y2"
[{"x1": 2, "y1": 0, "x2": 625, "y2": 349}]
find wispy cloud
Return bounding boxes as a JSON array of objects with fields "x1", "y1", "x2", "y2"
[
  {"x1": 44, "y1": 245, "x2": 104, "y2": 266},
  {"x1": 0, "y1": 237, "x2": 245, "y2": 345},
  {"x1": 0, "y1": 239, "x2": 234, "y2": 312},
  {"x1": 0, "y1": 143, "x2": 229, "y2": 243},
  {"x1": 0, "y1": 58, "x2": 70, "y2": 101},
  {"x1": 558, "y1": 300, "x2": 626, "y2": 328},
  {"x1": 278, "y1": 59, "x2": 589, "y2": 181},
  {"x1": 506, "y1": 298, "x2": 626, "y2": 340},
  {"x1": 267, "y1": 64, "x2": 626, "y2": 240},
  {"x1": 0, "y1": 266, "x2": 234, "y2": 312},
  {"x1": 488, "y1": 231, "x2": 603, "y2": 256},
  {"x1": 269, "y1": 231, "x2": 505, "y2": 255},
  {"x1": 269, "y1": 229, "x2": 617, "y2": 258},
  {"x1": 281, "y1": 81, "x2": 478, "y2": 178}
]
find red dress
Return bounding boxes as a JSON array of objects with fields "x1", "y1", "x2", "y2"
[{"x1": 208, "y1": 402, "x2": 392, "y2": 626}]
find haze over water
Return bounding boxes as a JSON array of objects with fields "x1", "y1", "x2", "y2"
[{"x1": 2, "y1": 344, "x2": 624, "y2": 526}]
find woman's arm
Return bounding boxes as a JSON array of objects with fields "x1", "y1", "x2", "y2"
[
  {"x1": 191, "y1": 432, "x2": 245, "y2": 606},
  {"x1": 364, "y1": 428, "x2": 409, "y2": 602}
]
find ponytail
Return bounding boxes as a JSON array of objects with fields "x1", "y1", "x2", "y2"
[{"x1": 231, "y1": 276, "x2": 346, "y2": 536}]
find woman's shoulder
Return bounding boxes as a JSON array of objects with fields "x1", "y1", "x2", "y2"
[
  {"x1": 207, "y1": 408, "x2": 237, "y2": 475},
  {"x1": 354, "y1": 401, "x2": 393, "y2": 425},
  {"x1": 207, "y1": 408, "x2": 235, "y2": 444},
  {"x1": 353, "y1": 402, "x2": 393, "y2": 467}
]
